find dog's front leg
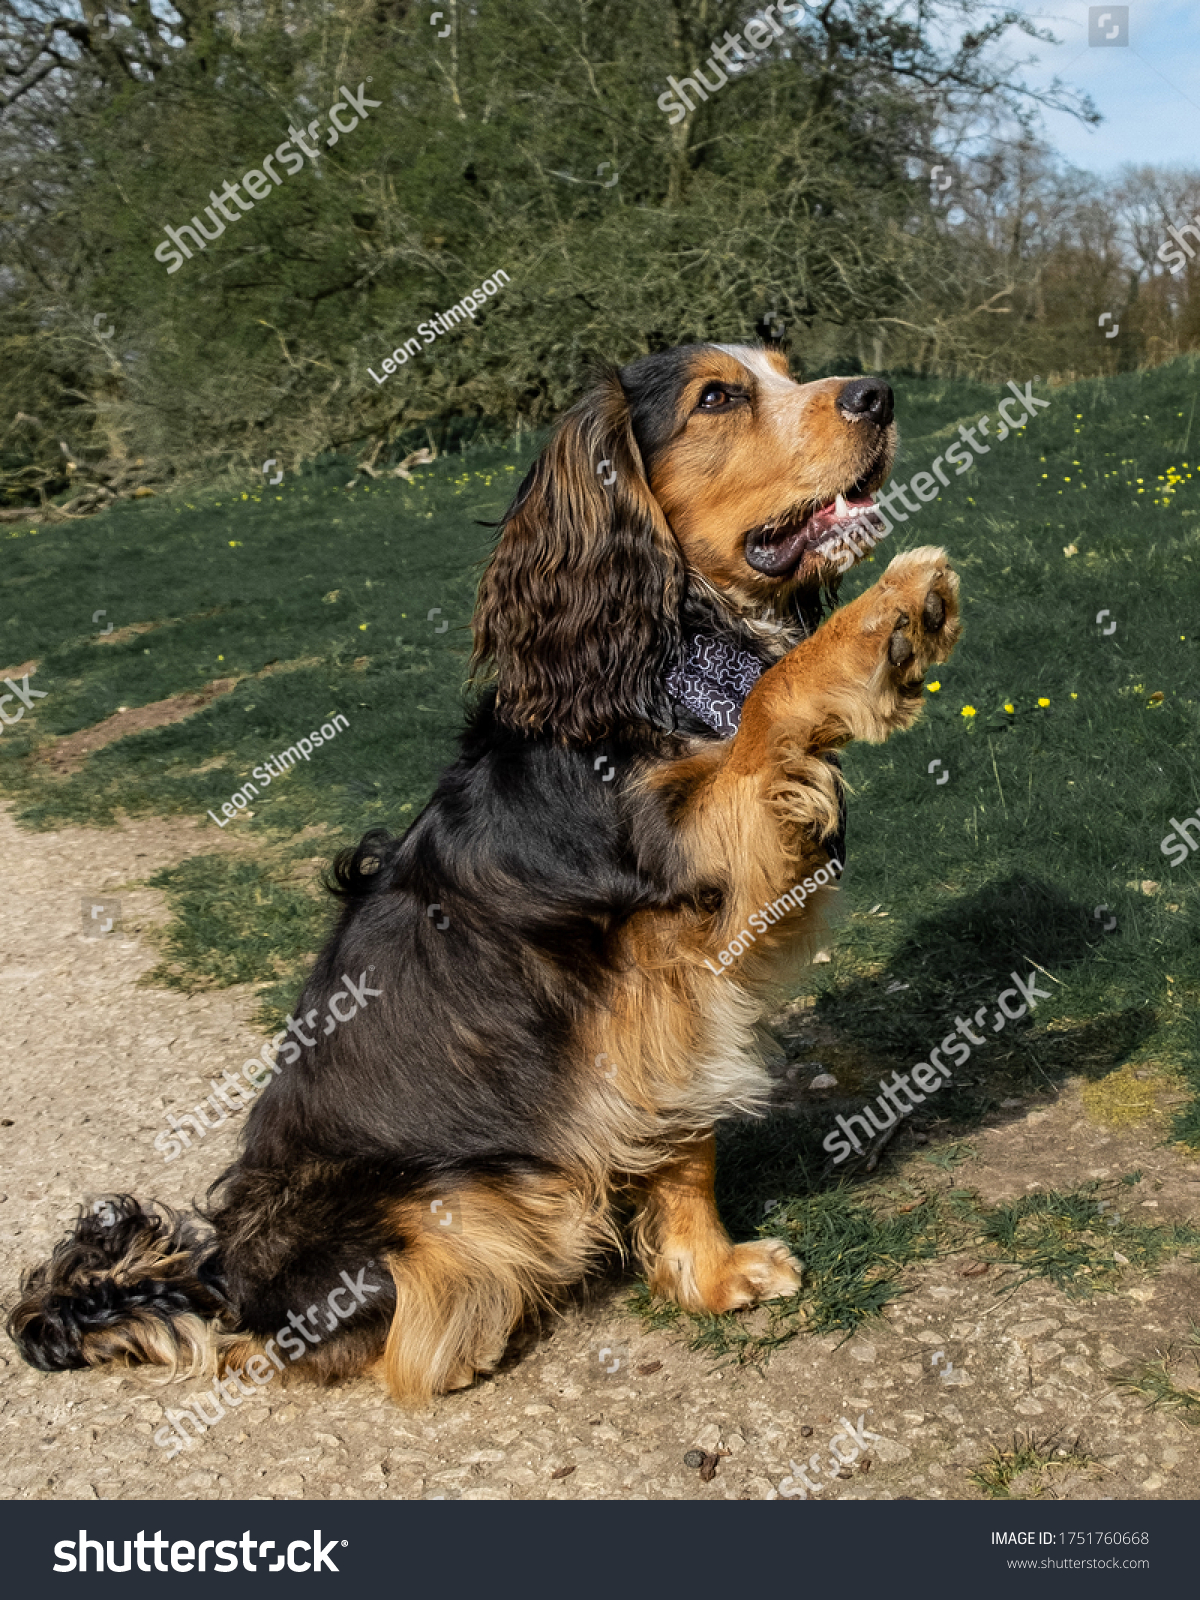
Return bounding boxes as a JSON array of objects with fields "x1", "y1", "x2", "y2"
[
  {"x1": 628, "y1": 548, "x2": 960, "y2": 1314},
  {"x1": 633, "y1": 1131, "x2": 801, "y2": 1313},
  {"x1": 728, "y1": 545, "x2": 961, "y2": 774},
  {"x1": 647, "y1": 547, "x2": 960, "y2": 956}
]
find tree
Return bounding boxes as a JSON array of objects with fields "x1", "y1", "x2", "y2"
[{"x1": 2, "y1": 0, "x2": 1162, "y2": 510}]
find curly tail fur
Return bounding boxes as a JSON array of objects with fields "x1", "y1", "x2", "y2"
[{"x1": 6, "y1": 1195, "x2": 228, "y2": 1378}]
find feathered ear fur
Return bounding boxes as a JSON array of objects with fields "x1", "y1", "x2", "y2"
[{"x1": 472, "y1": 368, "x2": 686, "y2": 743}]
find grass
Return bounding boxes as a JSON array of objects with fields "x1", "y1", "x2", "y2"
[
  {"x1": 3, "y1": 357, "x2": 1200, "y2": 1300},
  {"x1": 963, "y1": 1173, "x2": 1200, "y2": 1299},
  {"x1": 629, "y1": 1163, "x2": 1200, "y2": 1362},
  {"x1": 811, "y1": 357, "x2": 1200, "y2": 1149},
  {"x1": 968, "y1": 1432, "x2": 1098, "y2": 1500},
  {"x1": 1079, "y1": 1065, "x2": 1163, "y2": 1130},
  {"x1": 0, "y1": 444, "x2": 527, "y2": 1025},
  {"x1": 1112, "y1": 1323, "x2": 1200, "y2": 1425}
]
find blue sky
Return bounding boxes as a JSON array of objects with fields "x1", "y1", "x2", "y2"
[{"x1": 1009, "y1": 1, "x2": 1200, "y2": 172}]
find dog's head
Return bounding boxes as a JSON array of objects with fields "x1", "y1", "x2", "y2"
[
  {"x1": 473, "y1": 342, "x2": 896, "y2": 741},
  {"x1": 624, "y1": 343, "x2": 896, "y2": 600}
]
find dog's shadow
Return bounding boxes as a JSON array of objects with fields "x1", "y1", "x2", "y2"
[{"x1": 717, "y1": 871, "x2": 1160, "y2": 1236}]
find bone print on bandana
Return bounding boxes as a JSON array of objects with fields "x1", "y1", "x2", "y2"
[{"x1": 666, "y1": 632, "x2": 765, "y2": 736}]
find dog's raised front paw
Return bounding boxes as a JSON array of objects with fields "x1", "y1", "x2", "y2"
[{"x1": 856, "y1": 546, "x2": 960, "y2": 730}]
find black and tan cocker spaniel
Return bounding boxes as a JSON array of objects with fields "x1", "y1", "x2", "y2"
[{"x1": 9, "y1": 342, "x2": 960, "y2": 1405}]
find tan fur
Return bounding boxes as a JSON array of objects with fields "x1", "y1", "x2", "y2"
[
  {"x1": 379, "y1": 1174, "x2": 614, "y2": 1403},
  {"x1": 80, "y1": 1312, "x2": 218, "y2": 1381},
  {"x1": 632, "y1": 1132, "x2": 801, "y2": 1313}
]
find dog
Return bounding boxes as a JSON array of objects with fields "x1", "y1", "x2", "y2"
[{"x1": 8, "y1": 341, "x2": 960, "y2": 1405}]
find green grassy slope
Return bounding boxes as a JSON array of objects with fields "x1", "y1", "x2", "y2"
[
  {"x1": 2, "y1": 358, "x2": 1198, "y2": 1152},
  {"x1": 0, "y1": 447, "x2": 528, "y2": 1015},
  {"x1": 819, "y1": 356, "x2": 1200, "y2": 1143}
]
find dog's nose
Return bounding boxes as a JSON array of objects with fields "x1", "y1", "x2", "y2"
[{"x1": 836, "y1": 378, "x2": 894, "y2": 428}]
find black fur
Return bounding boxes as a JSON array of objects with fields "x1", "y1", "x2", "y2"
[
  {"x1": 7, "y1": 1196, "x2": 225, "y2": 1372},
  {"x1": 205, "y1": 690, "x2": 710, "y2": 1340}
]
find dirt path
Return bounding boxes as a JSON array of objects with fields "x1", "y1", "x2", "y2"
[{"x1": 1, "y1": 803, "x2": 1198, "y2": 1502}]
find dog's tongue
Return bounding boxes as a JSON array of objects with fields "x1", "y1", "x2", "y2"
[{"x1": 745, "y1": 493, "x2": 878, "y2": 576}]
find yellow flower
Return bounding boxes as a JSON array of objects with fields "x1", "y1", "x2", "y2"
[
  {"x1": 359, "y1": 623, "x2": 369, "y2": 631},
  {"x1": 1037, "y1": 697, "x2": 1050, "y2": 707},
  {"x1": 1003, "y1": 702, "x2": 1014, "y2": 713},
  {"x1": 1070, "y1": 692, "x2": 1078, "y2": 699},
  {"x1": 228, "y1": 540, "x2": 242, "y2": 547},
  {"x1": 927, "y1": 681, "x2": 941, "y2": 693},
  {"x1": 961, "y1": 705, "x2": 976, "y2": 718}
]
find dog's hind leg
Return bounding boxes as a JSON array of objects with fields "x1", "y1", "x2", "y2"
[{"x1": 379, "y1": 1171, "x2": 608, "y2": 1403}]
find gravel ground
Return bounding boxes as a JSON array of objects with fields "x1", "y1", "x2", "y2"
[{"x1": 2, "y1": 804, "x2": 1199, "y2": 1502}]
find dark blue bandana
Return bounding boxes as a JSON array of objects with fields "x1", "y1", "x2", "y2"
[{"x1": 666, "y1": 632, "x2": 765, "y2": 737}]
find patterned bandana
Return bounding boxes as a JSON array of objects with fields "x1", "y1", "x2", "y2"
[{"x1": 665, "y1": 632, "x2": 765, "y2": 737}]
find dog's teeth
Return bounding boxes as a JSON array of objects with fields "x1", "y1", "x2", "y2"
[{"x1": 835, "y1": 493, "x2": 849, "y2": 516}]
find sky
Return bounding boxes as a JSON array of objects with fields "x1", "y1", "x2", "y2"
[{"x1": 1007, "y1": 1, "x2": 1200, "y2": 173}]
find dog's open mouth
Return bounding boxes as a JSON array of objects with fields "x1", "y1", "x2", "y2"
[{"x1": 744, "y1": 476, "x2": 882, "y2": 577}]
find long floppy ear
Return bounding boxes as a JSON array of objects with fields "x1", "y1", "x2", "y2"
[{"x1": 472, "y1": 368, "x2": 685, "y2": 743}]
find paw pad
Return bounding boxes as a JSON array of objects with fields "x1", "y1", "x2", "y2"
[
  {"x1": 888, "y1": 628, "x2": 914, "y2": 666},
  {"x1": 922, "y1": 590, "x2": 946, "y2": 631}
]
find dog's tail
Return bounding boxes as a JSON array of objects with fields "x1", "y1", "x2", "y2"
[{"x1": 6, "y1": 1195, "x2": 228, "y2": 1378}]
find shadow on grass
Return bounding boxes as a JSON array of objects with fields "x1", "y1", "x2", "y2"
[
  {"x1": 716, "y1": 873, "x2": 1163, "y2": 1240},
  {"x1": 817, "y1": 871, "x2": 1129, "y2": 1060},
  {"x1": 716, "y1": 1012, "x2": 1157, "y2": 1242}
]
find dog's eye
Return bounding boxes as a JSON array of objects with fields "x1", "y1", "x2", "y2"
[{"x1": 697, "y1": 383, "x2": 737, "y2": 411}]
